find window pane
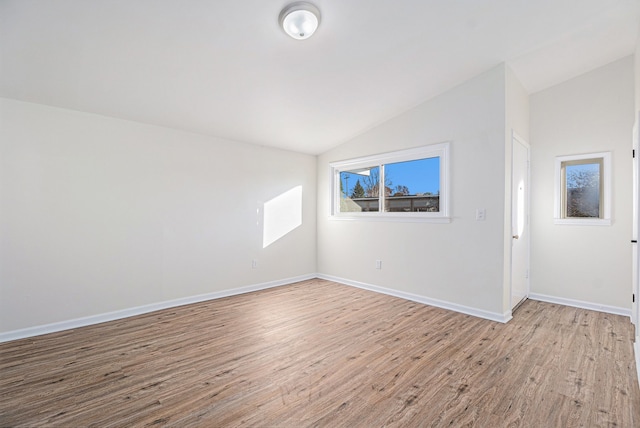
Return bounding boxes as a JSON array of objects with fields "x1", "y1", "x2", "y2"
[
  {"x1": 383, "y1": 157, "x2": 440, "y2": 212},
  {"x1": 339, "y1": 166, "x2": 380, "y2": 212},
  {"x1": 565, "y1": 162, "x2": 600, "y2": 218}
]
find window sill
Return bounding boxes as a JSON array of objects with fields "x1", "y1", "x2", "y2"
[
  {"x1": 330, "y1": 215, "x2": 451, "y2": 223},
  {"x1": 554, "y1": 218, "x2": 611, "y2": 226}
]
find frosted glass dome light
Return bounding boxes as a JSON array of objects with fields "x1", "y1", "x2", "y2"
[{"x1": 279, "y1": 2, "x2": 320, "y2": 40}]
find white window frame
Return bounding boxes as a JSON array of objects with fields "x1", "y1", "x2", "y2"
[
  {"x1": 329, "y1": 142, "x2": 450, "y2": 223},
  {"x1": 554, "y1": 151, "x2": 611, "y2": 226}
]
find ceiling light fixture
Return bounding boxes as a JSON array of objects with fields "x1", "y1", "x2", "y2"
[{"x1": 279, "y1": 2, "x2": 320, "y2": 40}]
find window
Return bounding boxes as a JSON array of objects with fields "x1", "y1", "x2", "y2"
[
  {"x1": 554, "y1": 152, "x2": 611, "y2": 225},
  {"x1": 330, "y1": 142, "x2": 450, "y2": 222}
]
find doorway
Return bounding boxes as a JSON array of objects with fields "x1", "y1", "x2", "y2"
[
  {"x1": 511, "y1": 133, "x2": 530, "y2": 310},
  {"x1": 632, "y1": 112, "x2": 639, "y2": 331}
]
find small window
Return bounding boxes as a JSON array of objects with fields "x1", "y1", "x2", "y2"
[
  {"x1": 554, "y1": 152, "x2": 611, "y2": 225},
  {"x1": 330, "y1": 142, "x2": 450, "y2": 222}
]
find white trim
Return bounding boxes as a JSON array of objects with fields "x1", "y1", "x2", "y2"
[
  {"x1": 4, "y1": 275, "x2": 630, "y2": 344},
  {"x1": 529, "y1": 292, "x2": 631, "y2": 317},
  {"x1": 631, "y1": 111, "x2": 640, "y2": 330},
  {"x1": 329, "y1": 143, "x2": 450, "y2": 170},
  {"x1": 329, "y1": 215, "x2": 451, "y2": 223},
  {"x1": 553, "y1": 151, "x2": 612, "y2": 225},
  {"x1": 317, "y1": 274, "x2": 512, "y2": 323},
  {"x1": 553, "y1": 218, "x2": 612, "y2": 226},
  {"x1": 0, "y1": 274, "x2": 316, "y2": 343},
  {"x1": 511, "y1": 131, "x2": 528, "y2": 148}
]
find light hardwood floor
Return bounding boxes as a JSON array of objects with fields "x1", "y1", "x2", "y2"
[{"x1": 1, "y1": 279, "x2": 639, "y2": 427}]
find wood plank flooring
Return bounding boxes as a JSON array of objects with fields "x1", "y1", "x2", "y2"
[{"x1": 1, "y1": 278, "x2": 639, "y2": 427}]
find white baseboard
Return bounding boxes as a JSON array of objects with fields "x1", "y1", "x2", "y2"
[
  {"x1": 0, "y1": 274, "x2": 316, "y2": 343},
  {"x1": 528, "y1": 293, "x2": 631, "y2": 317},
  {"x1": 317, "y1": 274, "x2": 512, "y2": 323},
  {"x1": 6, "y1": 277, "x2": 629, "y2": 344}
]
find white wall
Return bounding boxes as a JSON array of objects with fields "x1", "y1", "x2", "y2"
[
  {"x1": 3, "y1": 56, "x2": 634, "y2": 337},
  {"x1": 636, "y1": 31, "x2": 640, "y2": 111},
  {"x1": 0, "y1": 98, "x2": 317, "y2": 334},
  {"x1": 530, "y1": 56, "x2": 635, "y2": 310},
  {"x1": 317, "y1": 65, "x2": 510, "y2": 319},
  {"x1": 505, "y1": 66, "x2": 530, "y2": 142}
]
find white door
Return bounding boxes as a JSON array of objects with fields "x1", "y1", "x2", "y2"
[
  {"x1": 511, "y1": 133, "x2": 530, "y2": 310},
  {"x1": 632, "y1": 113, "x2": 639, "y2": 330}
]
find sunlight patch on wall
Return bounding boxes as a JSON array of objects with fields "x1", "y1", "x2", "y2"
[
  {"x1": 263, "y1": 186, "x2": 302, "y2": 248},
  {"x1": 517, "y1": 179, "x2": 525, "y2": 237}
]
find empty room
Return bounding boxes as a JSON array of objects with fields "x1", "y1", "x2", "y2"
[{"x1": 2, "y1": 0, "x2": 640, "y2": 426}]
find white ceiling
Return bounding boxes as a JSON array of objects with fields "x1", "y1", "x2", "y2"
[{"x1": 1, "y1": 0, "x2": 638, "y2": 154}]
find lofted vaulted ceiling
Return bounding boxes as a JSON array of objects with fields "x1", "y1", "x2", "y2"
[{"x1": 1, "y1": 0, "x2": 638, "y2": 154}]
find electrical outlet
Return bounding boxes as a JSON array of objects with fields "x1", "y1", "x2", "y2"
[
  {"x1": 375, "y1": 260, "x2": 382, "y2": 269},
  {"x1": 252, "y1": 259, "x2": 258, "y2": 269},
  {"x1": 475, "y1": 208, "x2": 486, "y2": 221}
]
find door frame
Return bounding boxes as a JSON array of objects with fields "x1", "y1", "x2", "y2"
[
  {"x1": 632, "y1": 111, "x2": 639, "y2": 391},
  {"x1": 510, "y1": 131, "x2": 531, "y2": 310},
  {"x1": 632, "y1": 112, "x2": 639, "y2": 331}
]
